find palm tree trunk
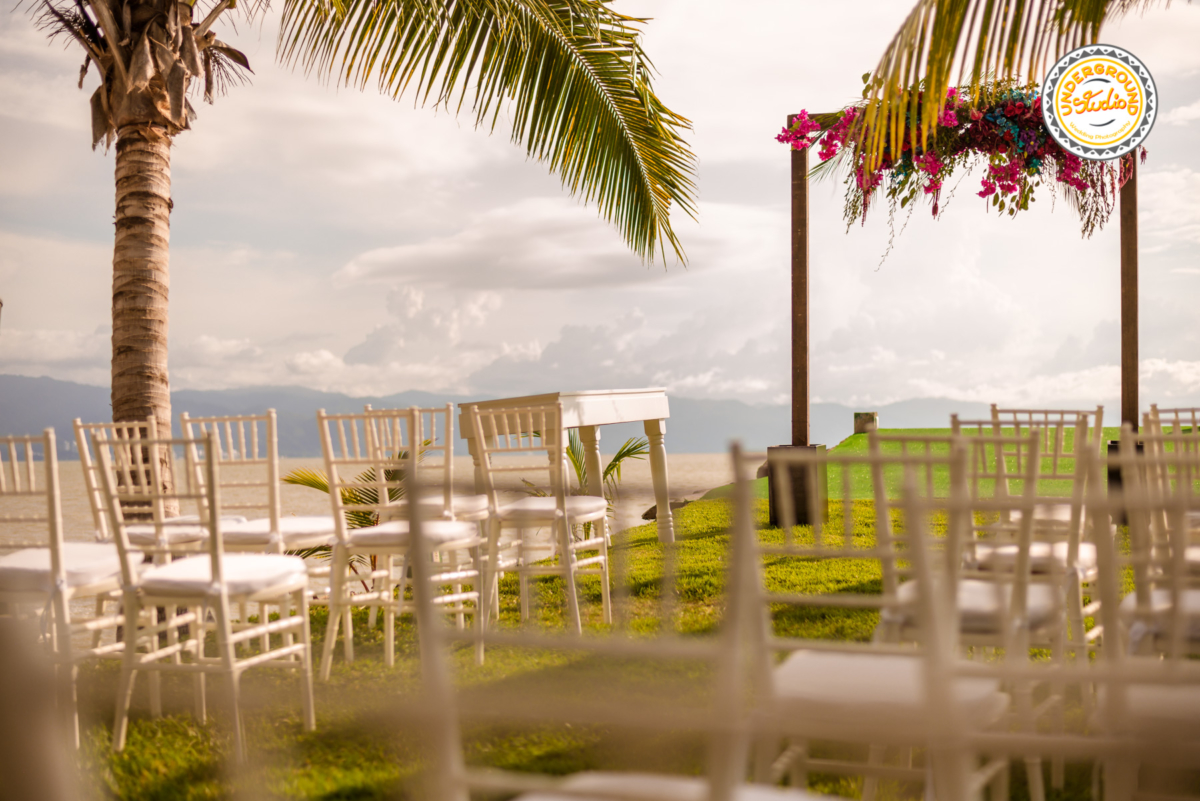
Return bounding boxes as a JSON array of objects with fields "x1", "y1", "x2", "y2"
[{"x1": 111, "y1": 126, "x2": 176, "y2": 499}]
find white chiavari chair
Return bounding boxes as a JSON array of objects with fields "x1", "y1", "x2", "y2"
[
  {"x1": 94, "y1": 428, "x2": 315, "y2": 760},
  {"x1": 958, "y1": 411, "x2": 1102, "y2": 669},
  {"x1": 465, "y1": 402, "x2": 611, "y2": 635},
  {"x1": 738, "y1": 438, "x2": 1009, "y2": 800},
  {"x1": 0, "y1": 429, "x2": 127, "y2": 748},
  {"x1": 75, "y1": 417, "x2": 220, "y2": 554},
  {"x1": 315, "y1": 408, "x2": 485, "y2": 678},
  {"x1": 179, "y1": 409, "x2": 336, "y2": 554},
  {"x1": 943, "y1": 437, "x2": 1200, "y2": 800},
  {"x1": 1098, "y1": 428, "x2": 1200, "y2": 798},
  {"x1": 873, "y1": 426, "x2": 1070, "y2": 800},
  {"x1": 361, "y1": 404, "x2": 490, "y2": 632}
]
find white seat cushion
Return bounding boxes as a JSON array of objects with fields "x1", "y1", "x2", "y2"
[
  {"x1": 345, "y1": 519, "x2": 479, "y2": 549},
  {"x1": 123, "y1": 515, "x2": 252, "y2": 547},
  {"x1": 220, "y1": 516, "x2": 337, "y2": 548},
  {"x1": 974, "y1": 541, "x2": 1097, "y2": 574},
  {"x1": 517, "y1": 772, "x2": 826, "y2": 800},
  {"x1": 498, "y1": 495, "x2": 607, "y2": 524},
  {"x1": 1119, "y1": 588, "x2": 1200, "y2": 644},
  {"x1": 1097, "y1": 683, "x2": 1200, "y2": 738},
  {"x1": 405, "y1": 493, "x2": 490, "y2": 519},
  {"x1": 1187, "y1": 546, "x2": 1200, "y2": 576},
  {"x1": 139, "y1": 553, "x2": 307, "y2": 598},
  {"x1": 896, "y1": 579, "x2": 1060, "y2": 634},
  {"x1": 769, "y1": 650, "x2": 1007, "y2": 742},
  {"x1": 0, "y1": 542, "x2": 132, "y2": 593}
]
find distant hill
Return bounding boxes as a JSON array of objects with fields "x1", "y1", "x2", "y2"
[{"x1": 0, "y1": 374, "x2": 994, "y2": 458}]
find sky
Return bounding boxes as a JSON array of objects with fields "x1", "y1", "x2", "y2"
[{"x1": 1, "y1": 1, "x2": 1198, "y2": 411}]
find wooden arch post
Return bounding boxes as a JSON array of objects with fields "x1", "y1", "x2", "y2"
[
  {"x1": 767, "y1": 114, "x2": 825, "y2": 526},
  {"x1": 1120, "y1": 155, "x2": 1139, "y2": 429}
]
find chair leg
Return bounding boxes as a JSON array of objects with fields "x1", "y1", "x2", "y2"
[
  {"x1": 92, "y1": 595, "x2": 106, "y2": 650},
  {"x1": 216, "y1": 601, "x2": 245, "y2": 763},
  {"x1": 1102, "y1": 758, "x2": 1138, "y2": 801},
  {"x1": 112, "y1": 594, "x2": 141, "y2": 753},
  {"x1": 384, "y1": 576, "x2": 396, "y2": 670},
  {"x1": 988, "y1": 758, "x2": 1010, "y2": 801},
  {"x1": 752, "y1": 735, "x2": 780, "y2": 783},
  {"x1": 862, "y1": 743, "x2": 885, "y2": 801},
  {"x1": 368, "y1": 559, "x2": 386, "y2": 631},
  {"x1": 472, "y1": 544, "x2": 485, "y2": 665},
  {"x1": 298, "y1": 591, "x2": 316, "y2": 732},
  {"x1": 50, "y1": 587, "x2": 80, "y2": 749},
  {"x1": 341, "y1": 601, "x2": 355, "y2": 665},
  {"x1": 518, "y1": 530, "x2": 531, "y2": 623},
  {"x1": 559, "y1": 521, "x2": 582, "y2": 635},
  {"x1": 599, "y1": 555, "x2": 612, "y2": 626},
  {"x1": 194, "y1": 673, "x2": 207, "y2": 724},
  {"x1": 319, "y1": 550, "x2": 346, "y2": 681}
]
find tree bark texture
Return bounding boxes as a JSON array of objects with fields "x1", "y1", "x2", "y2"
[{"x1": 112, "y1": 128, "x2": 175, "y2": 500}]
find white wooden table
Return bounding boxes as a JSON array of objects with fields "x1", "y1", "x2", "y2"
[{"x1": 458, "y1": 389, "x2": 675, "y2": 543}]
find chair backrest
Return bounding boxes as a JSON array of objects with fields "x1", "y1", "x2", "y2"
[
  {"x1": 991, "y1": 405, "x2": 1104, "y2": 452},
  {"x1": 316, "y1": 408, "x2": 419, "y2": 541},
  {"x1": 0, "y1": 431, "x2": 65, "y2": 572},
  {"x1": 464, "y1": 402, "x2": 568, "y2": 513},
  {"x1": 91, "y1": 430, "x2": 219, "y2": 590},
  {"x1": 1147, "y1": 405, "x2": 1200, "y2": 432},
  {"x1": 408, "y1": 446, "x2": 749, "y2": 801},
  {"x1": 179, "y1": 410, "x2": 280, "y2": 530},
  {"x1": 366, "y1": 404, "x2": 461, "y2": 518},
  {"x1": 74, "y1": 418, "x2": 159, "y2": 541},
  {"x1": 738, "y1": 439, "x2": 969, "y2": 664}
]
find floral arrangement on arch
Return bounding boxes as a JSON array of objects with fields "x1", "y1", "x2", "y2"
[{"x1": 778, "y1": 78, "x2": 1143, "y2": 237}]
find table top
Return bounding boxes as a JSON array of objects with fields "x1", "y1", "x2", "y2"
[{"x1": 457, "y1": 389, "x2": 670, "y2": 433}]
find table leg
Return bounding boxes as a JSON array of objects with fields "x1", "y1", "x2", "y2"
[
  {"x1": 644, "y1": 419, "x2": 674, "y2": 544},
  {"x1": 579, "y1": 426, "x2": 604, "y2": 498}
]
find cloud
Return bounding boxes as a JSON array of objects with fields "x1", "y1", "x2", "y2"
[
  {"x1": 336, "y1": 197, "x2": 655, "y2": 290},
  {"x1": 1141, "y1": 168, "x2": 1200, "y2": 246},
  {"x1": 0, "y1": 327, "x2": 109, "y2": 385},
  {"x1": 1160, "y1": 99, "x2": 1200, "y2": 126},
  {"x1": 468, "y1": 308, "x2": 788, "y2": 402}
]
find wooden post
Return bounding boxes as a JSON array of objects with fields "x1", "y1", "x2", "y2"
[
  {"x1": 768, "y1": 118, "x2": 824, "y2": 527},
  {"x1": 1120, "y1": 153, "x2": 1139, "y2": 429},
  {"x1": 791, "y1": 123, "x2": 810, "y2": 447}
]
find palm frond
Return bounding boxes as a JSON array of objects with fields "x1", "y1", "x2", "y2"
[
  {"x1": 601, "y1": 435, "x2": 647, "y2": 499},
  {"x1": 855, "y1": 0, "x2": 1166, "y2": 172},
  {"x1": 277, "y1": 0, "x2": 696, "y2": 263}
]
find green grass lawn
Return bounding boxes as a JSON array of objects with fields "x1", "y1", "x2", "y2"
[{"x1": 72, "y1": 494, "x2": 1128, "y2": 800}]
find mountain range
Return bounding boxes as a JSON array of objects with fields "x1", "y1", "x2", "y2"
[{"x1": 0, "y1": 373, "x2": 995, "y2": 457}]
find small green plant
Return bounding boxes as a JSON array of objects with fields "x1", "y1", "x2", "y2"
[
  {"x1": 282, "y1": 452, "x2": 415, "y2": 587},
  {"x1": 523, "y1": 430, "x2": 649, "y2": 537}
]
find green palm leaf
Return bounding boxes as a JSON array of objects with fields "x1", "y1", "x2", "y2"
[
  {"x1": 277, "y1": 0, "x2": 696, "y2": 262},
  {"x1": 855, "y1": 0, "x2": 1164, "y2": 172}
]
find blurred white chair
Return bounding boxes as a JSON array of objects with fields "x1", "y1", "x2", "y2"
[
  {"x1": 0, "y1": 429, "x2": 127, "y2": 748},
  {"x1": 465, "y1": 401, "x2": 611, "y2": 634},
  {"x1": 408, "y1": 441, "x2": 840, "y2": 801},
  {"x1": 881, "y1": 426, "x2": 1068, "y2": 799},
  {"x1": 1096, "y1": 428, "x2": 1200, "y2": 798},
  {"x1": 94, "y1": 428, "x2": 315, "y2": 760},
  {"x1": 316, "y1": 408, "x2": 485, "y2": 678},
  {"x1": 738, "y1": 438, "x2": 1008, "y2": 800},
  {"x1": 179, "y1": 409, "x2": 336, "y2": 554},
  {"x1": 956, "y1": 411, "x2": 1102, "y2": 666}
]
